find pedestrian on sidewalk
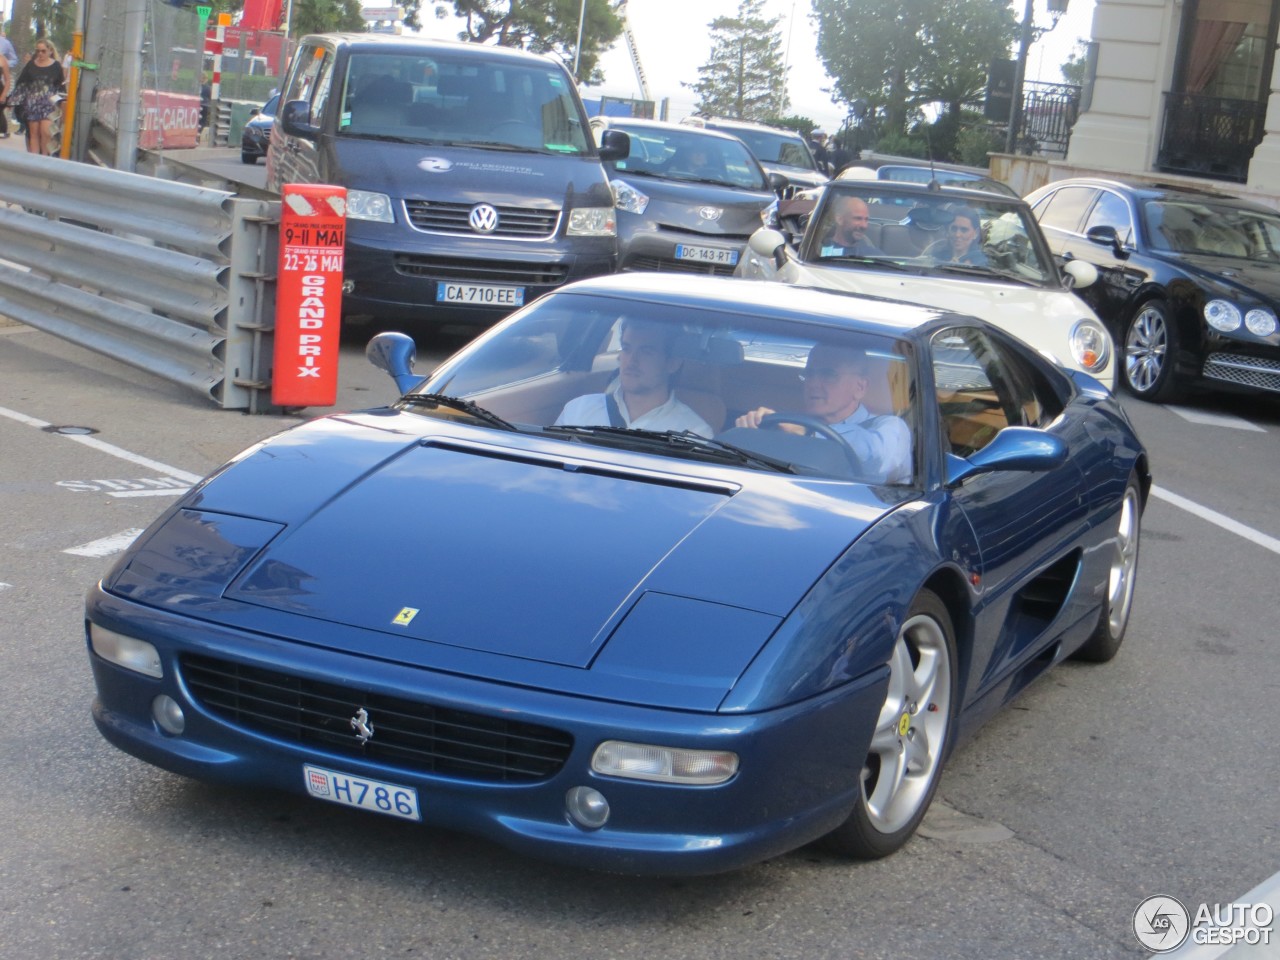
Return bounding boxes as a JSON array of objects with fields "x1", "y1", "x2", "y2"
[
  {"x1": 0, "y1": 24, "x2": 17, "y2": 139},
  {"x1": 9, "y1": 39, "x2": 65, "y2": 155}
]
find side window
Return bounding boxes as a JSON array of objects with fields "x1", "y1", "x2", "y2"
[
  {"x1": 309, "y1": 55, "x2": 337, "y2": 125},
  {"x1": 284, "y1": 45, "x2": 333, "y2": 119},
  {"x1": 932, "y1": 327, "x2": 1063, "y2": 457},
  {"x1": 1036, "y1": 186, "x2": 1098, "y2": 233},
  {"x1": 1083, "y1": 191, "x2": 1133, "y2": 245}
]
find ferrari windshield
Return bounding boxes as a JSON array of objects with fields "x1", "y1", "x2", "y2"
[
  {"x1": 802, "y1": 185, "x2": 1059, "y2": 286},
  {"x1": 1141, "y1": 199, "x2": 1280, "y2": 259},
  {"x1": 419, "y1": 293, "x2": 920, "y2": 486},
  {"x1": 335, "y1": 52, "x2": 590, "y2": 154}
]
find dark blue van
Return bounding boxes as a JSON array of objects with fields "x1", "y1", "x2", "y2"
[{"x1": 267, "y1": 34, "x2": 629, "y2": 326}]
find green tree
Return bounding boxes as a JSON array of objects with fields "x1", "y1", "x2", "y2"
[
  {"x1": 436, "y1": 1, "x2": 622, "y2": 84},
  {"x1": 289, "y1": 0, "x2": 368, "y2": 37},
  {"x1": 1061, "y1": 40, "x2": 1090, "y2": 86},
  {"x1": 8, "y1": 0, "x2": 35, "y2": 59},
  {"x1": 687, "y1": 0, "x2": 788, "y2": 120},
  {"x1": 813, "y1": 0, "x2": 1017, "y2": 139}
]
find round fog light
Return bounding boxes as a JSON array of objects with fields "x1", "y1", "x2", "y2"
[
  {"x1": 152, "y1": 694, "x2": 185, "y2": 735},
  {"x1": 342, "y1": 280, "x2": 355, "y2": 294},
  {"x1": 565, "y1": 786, "x2": 610, "y2": 830}
]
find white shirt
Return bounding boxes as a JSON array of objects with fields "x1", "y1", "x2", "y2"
[
  {"x1": 556, "y1": 382, "x2": 713, "y2": 437},
  {"x1": 828, "y1": 405, "x2": 912, "y2": 483}
]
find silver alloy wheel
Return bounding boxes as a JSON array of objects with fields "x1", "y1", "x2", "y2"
[
  {"x1": 862, "y1": 612, "x2": 953, "y2": 834},
  {"x1": 1107, "y1": 485, "x2": 1141, "y2": 637},
  {"x1": 1125, "y1": 305, "x2": 1169, "y2": 393}
]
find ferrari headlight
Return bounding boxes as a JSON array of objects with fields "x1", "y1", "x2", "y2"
[
  {"x1": 567, "y1": 206, "x2": 617, "y2": 237},
  {"x1": 1245, "y1": 308, "x2": 1278, "y2": 337},
  {"x1": 1205, "y1": 299, "x2": 1242, "y2": 332},
  {"x1": 90, "y1": 623, "x2": 162, "y2": 678},
  {"x1": 1069, "y1": 318, "x2": 1112, "y2": 373},
  {"x1": 346, "y1": 190, "x2": 394, "y2": 223},
  {"x1": 591, "y1": 740, "x2": 739, "y2": 785},
  {"x1": 610, "y1": 179, "x2": 649, "y2": 215}
]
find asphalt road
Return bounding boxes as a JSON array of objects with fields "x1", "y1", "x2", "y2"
[{"x1": 3, "y1": 304, "x2": 1280, "y2": 956}]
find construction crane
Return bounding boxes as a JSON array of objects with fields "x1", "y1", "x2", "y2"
[{"x1": 616, "y1": 1, "x2": 650, "y2": 102}]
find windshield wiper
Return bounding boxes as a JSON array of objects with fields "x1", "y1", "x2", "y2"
[
  {"x1": 345, "y1": 133, "x2": 422, "y2": 145},
  {"x1": 399, "y1": 393, "x2": 518, "y2": 431},
  {"x1": 465, "y1": 140, "x2": 551, "y2": 154},
  {"x1": 544, "y1": 425, "x2": 797, "y2": 473}
]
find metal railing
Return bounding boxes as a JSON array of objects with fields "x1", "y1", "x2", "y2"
[
  {"x1": 1157, "y1": 92, "x2": 1266, "y2": 184},
  {"x1": 1013, "y1": 80, "x2": 1081, "y2": 158},
  {"x1": 0, "y1": 150, "x2": 280, "y2": 412}
]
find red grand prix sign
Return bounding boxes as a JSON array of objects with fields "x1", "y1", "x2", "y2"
[{"x1": 273, "y1": 185, "x2": 347, "y2": 408}]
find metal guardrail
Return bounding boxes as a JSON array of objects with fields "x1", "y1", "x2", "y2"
[{"x1": 0, "y1": 149, "x2": 280, "y2": 412}]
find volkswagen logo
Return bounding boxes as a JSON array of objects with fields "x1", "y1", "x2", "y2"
[
  {"x1": 697, "y1": 206, "x2": 723, "y2": 222},
  {"x1": 469, "y1": 204, "x2": 500, "y2": 234},
  {"x1": 349, "y1": 707, "x2": 375, "y2": 745}
]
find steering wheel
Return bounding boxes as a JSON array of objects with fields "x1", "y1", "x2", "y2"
[{"x1": 759, "y1": 412, "x2": 862, "y2": 472}]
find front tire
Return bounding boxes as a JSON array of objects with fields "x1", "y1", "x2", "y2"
[
  {"x1": 1124, "y1": 299, "x2": 1183, "y2": 402},
  {"x1": 241, "y1": 151, "x2": 256, "y2": 165},
  {"x1": 1073, "y1": 475, "x2": 1142, "y2": 662},
  {"x1": 824, "y1": 589, "x2": 957, "y2": 859}
]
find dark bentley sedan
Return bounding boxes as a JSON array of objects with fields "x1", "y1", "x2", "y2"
[
  {"x1": 1026, "y1": 177, "x2": 1280, "y2": 402},
  {"x1": 240, "y1": 94, "x2": 278, "y2": 165}
]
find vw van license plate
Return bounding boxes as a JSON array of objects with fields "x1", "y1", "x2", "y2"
[
  {"x1": 675, "y1": 244, "x2": 739, "y2": 266},
  {"x1": 437, "y1": 282, "x2": 526, "y2": 306},
  {"x1": 303, "y1": 764, "x2": 421, "y2": 822}
]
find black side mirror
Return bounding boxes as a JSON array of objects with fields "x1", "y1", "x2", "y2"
[
  {"x1": 1086, "y1": 224, "x2": 1127, "y2": 259},
  {"x1": 598, "y1": 129, "x2": 631, "y2": 163},
  {"x1": 279, "y1": 100, "x2": 320, "y2": 140},
  {"x1": 767, "y1": 172, "x2": 789, "y2": 195}
]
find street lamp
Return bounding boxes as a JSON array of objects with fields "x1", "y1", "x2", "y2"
[{"x1": 1004, "y1": 0, "x2": 1069, "y2": 155}]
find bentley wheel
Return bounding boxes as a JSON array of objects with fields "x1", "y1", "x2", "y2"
[
  {"x1": 1124, "y1": 299, "x2": 1183, "y2": 402},
  {"x1": 825, "y1": 589, "x2": 956, "y2": 859},
  {"x1": 1073, "y1": 475, "x2": 1142, "y2": 662}
]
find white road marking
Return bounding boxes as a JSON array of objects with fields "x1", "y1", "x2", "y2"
[
  {"x1": 0, "y1": 405, "x2": 203, "y2": 484},
  {"x1": 108, "y1": 488, "x2": 191, "y2": 498},
  {"x1": 1152, "y1": 485, "x2": 1280, "y2": 556},
  {"x1": 63, "y1": 529, "x2": 147, "y2": 558},
  {"x1": 0, "y1": 582, "x2": 12, "y2": 592},
  {"x1": 1166, "y1": 405, "x2": 1265, "y2": 432}
]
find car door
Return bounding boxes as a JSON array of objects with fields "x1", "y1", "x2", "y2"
[
  {"x1": 932, "y1": 325, "x2": 1088, "y2": 691},
  {"x1": 267, "y1": 40, "x2": 336, "y2": 190}
]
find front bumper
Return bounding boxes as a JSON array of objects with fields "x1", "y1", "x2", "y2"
[
  {"x1": 617, "y1": 224, "x2": 750, "y2": 278},
  {"x1": 86, "y1": 587, "x2": 886, "y2": 876}
]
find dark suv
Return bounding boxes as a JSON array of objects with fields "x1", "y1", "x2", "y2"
[{"x1": 681, "y1": 117, "x2": 828, "y2": 197}]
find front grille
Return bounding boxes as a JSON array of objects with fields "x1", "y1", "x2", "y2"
[
  {"x1": 392, "y1": 254, "x2": 569, "y2": 285},
  {"x1": 625, "y1": 255, "x2": 737, "y2": 277},
  {"x1": 1202, "y1": 352, "x2": 1280, "y2": 393},
  {"x1": 403, "y1": 200, "x2": 559, "y2": 239},
  {"x1": 183, "y1": 655, "x2": 573, "y2": 783}
]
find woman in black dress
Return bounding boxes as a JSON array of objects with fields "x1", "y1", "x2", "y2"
[{"x1": 11, "y1": 39, "x2": 65, "y2": 155}]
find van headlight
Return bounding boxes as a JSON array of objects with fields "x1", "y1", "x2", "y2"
[
  {"x1": 567, "y1": 206, "x2": 617, "y2": 237},
  {"x1": 1070, "y1": 318, "x2": 1111, "y2": 374},
  {"x1": 346, "y1": 190, "x2": 394, "y2": 223}
]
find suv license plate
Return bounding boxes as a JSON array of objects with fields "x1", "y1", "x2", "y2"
[
  {"x1": 675, "y1": 244, "x2": 739, "y2": 266},
  {"x1": 437, "y1": 282, "x2": 526, "y2": 306},
  {"x1": 303, "y1": 764, "x2": 421, "y2": 822}
]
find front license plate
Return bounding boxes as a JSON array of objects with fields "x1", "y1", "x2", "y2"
[
  {"x1": 436, "y1": 282, "x2": 526, "y2": 306},
  {"x1": 675, "y1": 243, "x2": 739, "y2": 266},
  {"x1": 303, "y1": 764, "x2": 421, "y2": 822}
]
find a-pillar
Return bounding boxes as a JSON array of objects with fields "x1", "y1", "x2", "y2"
[{"x1": 1066, "y1": 0, "x2": 1180, "y2": 174}]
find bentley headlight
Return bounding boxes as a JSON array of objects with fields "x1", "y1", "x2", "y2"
[
  {"x1": 1204, "y1": 299, "x2": 1242, "y2": 332},
  {"x1": 591, "y1": 740, "x2": 739, "y2": 785},
  {"x1": 567, "y1": 206, "x2": 617, "y2": 237},
  {"x1": 1070, "y1": 318, "x2": 1112, "y2": 374},
  {"x1": 610, "y1": 179, "x2": 649, "y2": 216},
  {"x1": 1245, "y1": 308, "x2": 1278, "y2": 337},
  {"x1": 346, "y1": 190, "x2": 394, "y2": 223}
]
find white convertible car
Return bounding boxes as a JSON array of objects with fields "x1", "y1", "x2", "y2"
[{"x1": 737, "y1": 179, "x2": 1116, "y2": 390}]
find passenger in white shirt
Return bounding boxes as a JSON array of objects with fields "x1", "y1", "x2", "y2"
[
  {"x1": 556, "y1": 318, "x2": 714, "y2": 437},
  {"x1": 734, "y1": 343, "x2": 912, "y2": 483}
]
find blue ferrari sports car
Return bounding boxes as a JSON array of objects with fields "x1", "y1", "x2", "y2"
[{"x1": 85, "y1": 274, "x2": 1149, "y2": 875}]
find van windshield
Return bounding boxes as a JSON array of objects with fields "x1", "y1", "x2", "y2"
[{"x1": 338, "y1": 52, "x2": 592, "y2": 155}]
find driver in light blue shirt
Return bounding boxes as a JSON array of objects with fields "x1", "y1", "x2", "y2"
[
  {"x1": 734, "y1": 343, "x2": 912, "y2": 483},
  {"x1": 820, "y1": 195, "x2": 884, "y2": 257}
]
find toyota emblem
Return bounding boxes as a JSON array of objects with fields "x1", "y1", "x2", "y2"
[
  {"x1": 697, "y1": 206, "x2": 723, "y2": 222},
  {"x1": 469, "y1": 204, "x2": 500, "y2": 234}
]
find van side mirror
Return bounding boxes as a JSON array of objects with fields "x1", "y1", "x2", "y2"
[
  {"x1": 597, "y1": 129, "x2": 630, "y2": 162},
  {"x1": 280, "y1": 100, "x2": 320, "y2": 140}
]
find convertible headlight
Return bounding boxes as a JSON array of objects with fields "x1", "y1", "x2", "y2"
[
  {"x1": 567, "y1": 206, "x2": 617, "y2": 237},
  {"x1": 1205, "y1": 299, "x2": 1242, "y2": 332},
  {"x1": 1069, "y1": 318, "x2": 1112, "y2": 373},
  {"x1": 610, "y1": 179, "x2": 649, "y2": 215},
  {"x1": 90, "y1": 623, "x2": 162, "y2": 678},
  {"x1": 1245, "y1": 308, "x2": 1278, "y2": 337},
  {"x1": 346, "y1": 190, "x2": 394, "y2": 223},
  {"x1": 591, "y1": 740, "x2": 739, "y2": 785}
]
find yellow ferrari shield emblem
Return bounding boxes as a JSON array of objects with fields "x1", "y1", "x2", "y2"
[{"x1": 392, "y1": 607, "x2": 419, "y2": 626}]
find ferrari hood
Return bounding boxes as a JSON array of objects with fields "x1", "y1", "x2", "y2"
[{"x1": 129, "y1": 413, "x2": 897, "y2": 671}]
